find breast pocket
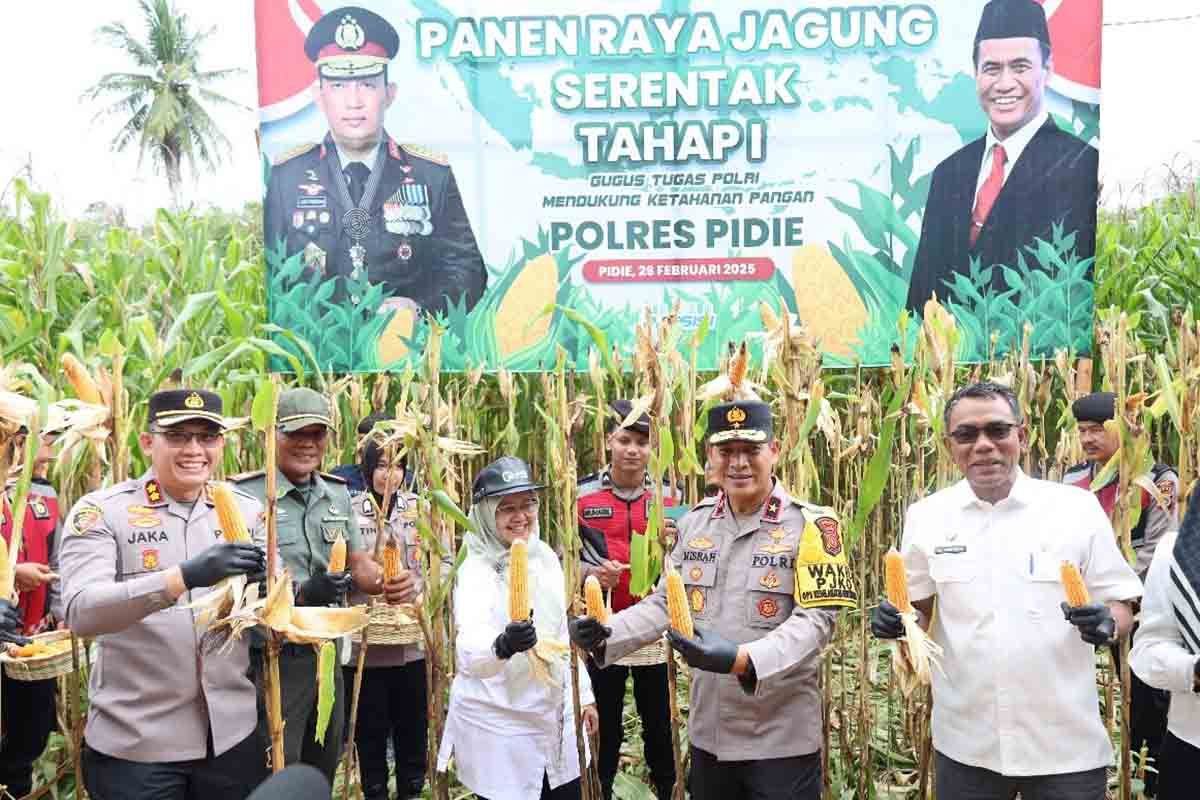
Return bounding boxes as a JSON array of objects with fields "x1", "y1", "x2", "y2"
[
  {"x1": 1027, "y1": 554, "x2": 1070, "y2": 618},
  {"x1": 680, "y1": 550, "x2": 718, "y2": 621},
  {"x1": 745, "y1": 563, "x2": 796, "y2": 630}
]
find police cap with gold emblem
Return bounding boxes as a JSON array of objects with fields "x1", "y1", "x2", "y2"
[
  {"x1": 707, "y1": 401, "x2": 772, "y2": 445},
  {"x1": 277, "y1": 387, "x2": 334, "y2": 433},
  {"x1": 305, "y1": 6, "x2": 400, "y2": 79},
  {"x1": 148, "y1": 389, "x2": 226, "y2": 429}
]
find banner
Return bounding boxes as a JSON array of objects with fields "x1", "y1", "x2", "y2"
[{"x1": 256, "y1": 0, "x2": 1101, "y2": 372}]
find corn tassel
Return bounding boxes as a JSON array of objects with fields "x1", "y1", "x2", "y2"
[
  {"x1": 584, "y1": 575, "x2": 607, "y2": 624},
  {"x1": 666, "y1": 568, "x2": 693, "y2": 638},
  {"x1": 1060, "y1": 561, "x2": 1090, "y2": 607},
  {"x1": 884, "y1": 548, "x2": 912, "y2": 614},
  {"x1": 211, "y1": 483, "x2": 251, "y2": 544},
  {"x1": 328, "y1": 533, "x2": 347, "y2": 574},
  {"x1": 61, "y1": 353, "x2": 104, "y2": 405},
  {"x1": 382, "y1": 538, "x2": 403, "y2": 582},
  {"x1": 509, "y1": 539, "x2": 530, "y2": 621}
]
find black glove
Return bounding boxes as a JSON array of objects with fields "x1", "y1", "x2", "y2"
[
  {"x1": 0, "y1": 600, "x2": 30, "y2": 647},
  {"x1": 870, "y1": 600, "x2": 905, "y2": 640},
  {"x1": 298, "y1": 571, "x2": 354, "y2": 606},
  {"x1": 180, "y1": 543, "x2": 266, "y2": 590},
  {"x1": 1061, "y1": 602, "x2": 1117, "y2": 646},
  {"x1": 667, "y1": 625, "x2": 739, "y2": 674},
  {"x1": 493, "y1": 620, "x2": 538, "y2": 660},
  {"x1": 568, "y1": 615, "x2": 611, "y2": 653}
]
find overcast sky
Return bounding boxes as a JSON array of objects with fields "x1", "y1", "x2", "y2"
[{"x1": 0, "y1": 0, "x2": 1195, "y2": 222}]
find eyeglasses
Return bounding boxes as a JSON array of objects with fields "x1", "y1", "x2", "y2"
[
  {"x1": 496, "y1": 497, "x2": 539, "y2": 516},
  {"x1": 947, "y1": 422, "x2": 1019, "y2": 445},
  {"x1": 151, "y1": 428, "x2": 223, "y2": 446}
]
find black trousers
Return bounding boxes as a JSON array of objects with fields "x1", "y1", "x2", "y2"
[
  {"x1": 343, "y1": 661, "x2": 428, "y2": 800},
  {"x1": 1157, "y1": 730, "x2": 1200, "y2": 799},
  {"x1": 82, "y1": 732, "x2": 264, "y2": 800},
  {"x1": 0, "y1": 676, "x2": 57, "y2": 797},
  {"x1": 587, "y1": 660, "x2": 675, "y2": 800},
  {"x1": 479, "y1": 774, "x2": 580, "y2": 800},
  {"x1": 255, "y1": 644, "x2": 346, "y2": 782},
  {"x1": 933, "y1": 751, "x2": 1105, "y2": 800},
  {"x1": 1128, "y1": 666, "x2": 1170, "y2": 796},
  {"x1": 688, "y1": 746, "x2": 820, "y2": 800}
]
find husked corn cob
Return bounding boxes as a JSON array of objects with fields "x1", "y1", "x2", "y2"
[
  {"x1": 1060, "y1": 561, "x2": 1090, "y2": 607},
  {"x1": 382, "y1": 537, "x2": 404, "y2": 582},
  {"x1": 61, "y1": 353, "x2": 103, "y2": 405},
  {"x1": 885, "y1": 548, "x2": 912, "y2": 614},
  {"x1": 666, "y1": 569, "x2": 693, "y2": 638},
  {"x1": 328, "y1": 533, "x2": 347, "y2": 574},
  {"x1": 509, "y1": 539, "x2": 529, "y2": 621},
  {"x1": 584, "y1": 575, "x2": 607, "y2": 623},
  {"x1": 211, "y1": 483, "x2": 251, "y2": 544},
  {"x1": 728, "y1": 342, "x2": 749, "y2": 388}
]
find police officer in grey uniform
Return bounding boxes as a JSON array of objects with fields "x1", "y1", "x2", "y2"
[
  {"x1": 233, "y1": 387, "x2": 382, "y2": 782},
  {"x1": 60, "y1": 389, "x2": 267, "y2": 799},
  {"x1": 570, "y1": 400, "x2": 857, "y2": 800}
]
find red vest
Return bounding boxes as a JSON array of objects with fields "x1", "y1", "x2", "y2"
[
  {"x1": 1062, "y1": 462, "x2": 1174, "y2": 545},
  {"x1": 1, "y1": 483, "x2": 58, "y2": 632},
  {"x1": 577, "y1": 471, "x2": 675, "y2": 613}
]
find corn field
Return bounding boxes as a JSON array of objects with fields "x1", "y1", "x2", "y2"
[{"x1": 3, "y1": 176, "x2": 1200, "y2": 799}]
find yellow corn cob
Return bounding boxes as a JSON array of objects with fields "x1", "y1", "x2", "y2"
[
  {"x1": 211, "y1": 483, "x2": 251, "y2": 544},
  {"x1": 328, "y1": 533, "x2": 347, "y2": 574},
  {"x1": 885, "y1": 548, "x2": 912, "y2": 614},
  {"x1": 61, "y1": 353, "x2": 103, "y2": 405},
  {"x1": 666, "y1": 569, "x2": 693, "y2": 638},
  {"x1": 382, "y1": 538, "x2": 404, "y2": 582},
  {"x1": 584, "y1": 575, "x2": 607, "y2": 624},
  {"x1": 1060, "y1": 561, "x2": 1090, "y2": 607},
  {"x1": 728, "y1": 342, "x2": 749, "y2": 388},
  {"x1": 509, "y1": 539, "x2": 529, "y2": 621}
]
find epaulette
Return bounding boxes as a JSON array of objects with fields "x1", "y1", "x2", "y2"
[
  {"x1": 211, "y1": 480, "x2": 258, "y2": 500},
  {"x1": 229, "y1": 470, "x2": 265, "y2": 483},
  {"x1": 272, "y1": 142, "x2": 318, "y2": 166},
  {"x1": 320, "y1": 471, "x2": 347, "y2": 484},
  {"x1": 795, "y1": 499, "x2": 833, "y2": 514},
  {"x1": 401, "y1": 143, "x2": 449, "y2": 166},
  {"x1": 577, "y1": 471, "x2": 600, "y2": 486}
]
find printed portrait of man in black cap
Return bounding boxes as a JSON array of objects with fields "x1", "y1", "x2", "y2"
[
  {"x1": 264, "y1": 5, "x2": 488, "y2": 321},
  {"x1": 904, "y1": 0, "x2": 1099, "y2": 314}
]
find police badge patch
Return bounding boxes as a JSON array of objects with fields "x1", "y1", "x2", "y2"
[{"x1": 71, "y1": 505, "x2": 102, "y2": 535}]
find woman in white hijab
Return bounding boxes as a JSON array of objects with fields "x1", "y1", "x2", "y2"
[{"x1": 437, "y1": 456, "x2": 598, "y2": 800}]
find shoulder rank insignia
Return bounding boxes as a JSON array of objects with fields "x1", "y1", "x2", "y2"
[
  {"x1": 272, "y1": 142, "x2": 318, "y2": 166},
  {"x1": 70, "y1": 505, "x2": 102, "y2": 536},
  {"x1": 401, "y1": 143, "x2": 449, "y2": 166},
  {"x1": 144, "y1": 480, "x2": 165, "y2": 506},
  {"x1": 229, "y1": 470, "x2": 265, "y2": 483},
  {"x1": 763, "y1": 495, "x2": 782, "y2": 523},
  {"x1": 320, "y1": 471, "x2": 347, "y2": 485},
  {"x1": 794, "y1": 517, "x2": 857, "y2": 610}
]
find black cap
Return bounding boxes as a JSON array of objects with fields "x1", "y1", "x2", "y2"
[
  {"x1": 975, "y1": 0, "x2": 1051, "y2": 49},
  {"x1": 472, "y1": 456, "x2": 544, "y2": 504},
  {"x1": 305, "y1": 6, "x2": 399, "y2": 79},
  {"x1": 148, "y1": 389, "x2": 225, "y2": 429},
  {"x1": 1072, "y1": 392, "x2": 1116, "y2": 424},
  {"x1": 608, "y1": 399, "x2": 650, "y2": 436},
  {"x1": 707, "y1": 401, "x2": 772, "y2": 445}
]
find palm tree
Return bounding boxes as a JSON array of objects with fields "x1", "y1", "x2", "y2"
[{"x1": 84, "y1": 0, "x2": 245, "y2": 205}]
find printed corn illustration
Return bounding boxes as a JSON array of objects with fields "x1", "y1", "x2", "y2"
[
  {"x1": 212, "y1": 483, "x2": 251, "y2": 544},
  {"x1": 885, "y1": 548, "x2": 912, "y2": 614},
  {"x1": 328, "y1": 533, "x2": 347, "y2": 574},
  {"x1": 1060, "y1": 561, "x2": 1090, "y2": 607},
  {"x1": 584, "y1": 575, "x2": 607, "y2": 624},
  {"x1": 61, "y1": 353, "x2": 104, "y2": 405},
  {"x1": 495, "y1": 253, "x2": 557, "y2": 358},
  {"x1": 790, "y1": 244, "x2": 867, "y2": 358},
  {"x1": 509, "y1": 539, "x2": 530, "y2": 621},
  {"x1": 666, "y1": 568, "x2": 693, "y2": 638}
]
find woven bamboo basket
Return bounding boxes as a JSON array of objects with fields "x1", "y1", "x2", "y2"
[
  {"x1": 2, "y1": 630, "x2": 90, "y2": 681},
  {"x1": 616, "y1": 636, "x2": 667, "y2": 667},
  {"x1": 351, "y1": 603, "x2": 423, "y2": 647}
]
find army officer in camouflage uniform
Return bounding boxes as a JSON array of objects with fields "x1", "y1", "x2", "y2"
[
  {"x1": 570, "y1": 400, "x2": 856, "y2": 800},
  {"x1": 264, "y1": 6, "x2": 487, "y2": 318},
  {"x1": 60, "y1": 390, "x2": 267, "y2": 799}
]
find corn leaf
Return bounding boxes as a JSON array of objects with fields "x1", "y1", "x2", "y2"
[
  {"x1": 845, "y1": 372, "x2": 912, "y2": 549},
  {"x1": 313, "y1": 640, "x2": 337, "y2": 745},
  {"x1": 431, "y1": 489, "x2": 474, "y2": 532}
]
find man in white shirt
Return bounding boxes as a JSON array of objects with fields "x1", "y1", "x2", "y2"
[
  {"x1": 871, "y1": 381, "x2": 1141, "y2": 798},
  {"x1": 905, "y1": 0, "x2": 1099, "y2": 313}
]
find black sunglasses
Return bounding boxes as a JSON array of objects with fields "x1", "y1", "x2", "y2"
[{"x1": 947, "y1": 422, "x2": 1019, "y2": 445}]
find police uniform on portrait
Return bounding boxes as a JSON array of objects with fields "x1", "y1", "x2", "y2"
[{"x1": 264, "y1": 5, "x2": 488, "y2": 318}]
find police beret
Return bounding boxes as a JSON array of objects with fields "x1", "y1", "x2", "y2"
[
  {"x1": 472, "y1": 456, "x2": 544, "y2": 504},
  {"x1": 1071, "y1": 392, "x2": 1116, "y2": 424},
  {"x1": 608, "y1": 399, "x2": 650, "y2": 436},
  {"x1": 149, "y1": 389, "x2": 225, "y2": 429},
  {"x1": 975, "y1": 0, "x2": 1051, "y2": 49},
  {"x1": 305, "y1": 6, "x2": 399, "y2": 79},
  {"x1": 708, "y1": 401, "x2": 773, "y2": 445}
]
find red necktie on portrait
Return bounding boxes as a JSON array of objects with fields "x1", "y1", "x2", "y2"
[{"x1": 970, "y1": 144, "x2": 1008, "y2": 248}]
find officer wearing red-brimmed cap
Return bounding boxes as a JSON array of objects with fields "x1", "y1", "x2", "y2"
[{"x1": 264, "y1": 5, "x2": 487, "y2": 323}]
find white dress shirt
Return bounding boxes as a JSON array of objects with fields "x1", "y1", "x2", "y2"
[
  {"x1": 1131, "y1": 529, "x2": 1200, "y2": 748},
  {"x1": 902, "y1": 470, "x2": 1142, "y2": 776},
  {"x1": 437, "y1": 552, "x2": 593, "y2": 800},
  {"x1": 974, "y1": 109, "x2": 1049, "y2": 206}
]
